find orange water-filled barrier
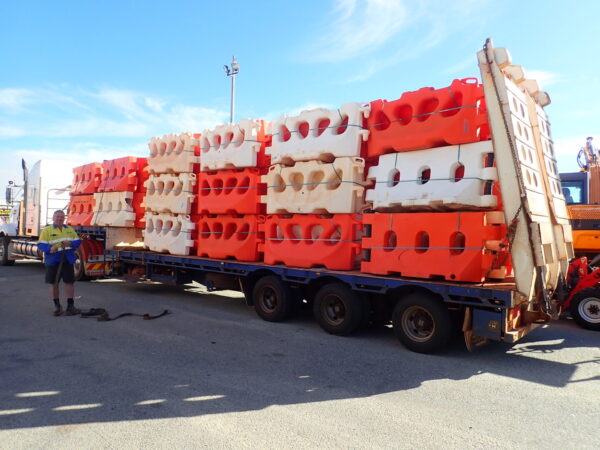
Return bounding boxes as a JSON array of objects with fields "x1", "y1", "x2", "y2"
[
  {"x1": 99, "y1": 157, "x2": 147, "y2": 192},
  {"x1": 67, "y1": 195, "x2": 95, "y2": 226},
  {"x1": 137, "y1": 159, "x2": 150, "y2": 193},
  {"x1": 196, "y1": 215, "x2": 264, "y2": 261},
  {"x1": 71, "y1": 163, "x2": 103, "y2": 195},
  {"x1": 261, "y1": 214, "x2": 362, "y2": 270},
  {"x1": 133, "y1": 193, "x2": 146, "y2": 229},
  {"x1": 366, "y1": 78, "x2": 490, "y2": 158},
  {"x1": 197, "y1": 168, "x2": 266, "y2": 215},
  {"x1": 361, "y1": 212, "x2": 511, "y2": 282}
]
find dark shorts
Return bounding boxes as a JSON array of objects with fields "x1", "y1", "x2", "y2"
[{"x1": 45, "y1": 263, "x2": 75, "y2": 284}]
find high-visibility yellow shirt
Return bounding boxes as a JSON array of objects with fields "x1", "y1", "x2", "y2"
[{"x1": 38, "y1": 224, "x2": 81, "y2": 266}]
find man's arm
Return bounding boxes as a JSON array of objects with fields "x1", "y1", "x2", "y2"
[{"x1": 37, "y1": 227, "x2": 53, "y2": 253}]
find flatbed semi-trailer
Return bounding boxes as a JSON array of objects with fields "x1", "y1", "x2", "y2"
[
  {"x1": 102, "y1": 244, "x2": 530, "y2": 353},
  {"x1": 2, "y1": 40, "x2": 574, "y2": 353}
]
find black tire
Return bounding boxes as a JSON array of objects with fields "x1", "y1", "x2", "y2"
[
  {"x1": 73, "y1": 248, "x2": 89, "y2": 281},
  {"x1": 570, "y1": 288, "x2": 600, "y2": 331},
  {"x1": 313, "y1": 283, "x2": 366, "y2": 335},
  {"x1": 0, "y1": 237, "x2": 15, "y2": 266},
  {"x1": 252, "y1": 275, "x2": 295, "y2": 322},
  {"x1": 392, "y1": 292, "x2": 454, "y2": 354}
]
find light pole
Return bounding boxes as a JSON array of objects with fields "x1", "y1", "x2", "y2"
[{"x1": 223, "y1": 56, "x2": 240, "y2": 124}]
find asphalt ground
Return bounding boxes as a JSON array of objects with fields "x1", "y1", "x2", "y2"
[{"x1": 1, "y1": 261, "x2": 599, "y2": 449}]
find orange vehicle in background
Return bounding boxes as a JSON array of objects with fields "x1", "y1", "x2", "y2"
[{"x1": 560, "y1": 137, "x2": 600, "y2": 257}]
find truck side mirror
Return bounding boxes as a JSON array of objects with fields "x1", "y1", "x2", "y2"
[{"x1": 5, "y1": 187, "x2": 12, "y2": 204}]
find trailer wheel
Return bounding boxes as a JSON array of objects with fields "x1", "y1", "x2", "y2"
[
  {"x1": 0, "y1": 237, "x2": 15, "y2": 266},
  {"x1": 253, "y1": 275, "x2": 295, "y2": 322},
  {"x1": 570, "y1": 288, "x2": 600, "y2": 331},
  {"x1": 73, "y1": 248, "x2": 89, "y2": 281},
  {"x1": 313, "y1": 283, "x2": 365, "y2": 335},
  {"x1": 392, "y1": 293, "x2": 453, "y2": 354}
]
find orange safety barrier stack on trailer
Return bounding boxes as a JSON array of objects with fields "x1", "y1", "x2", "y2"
[
  {"x1": 71, "y1": 162, "x2": 103, "y2": 195},
  {"x1": 260, "y1": 214, "x2": 363, "y2": 270},
  {"x1": 67, "y1": 194, "x2": 95, "y2": 226},
  {"x1": 197, "y1": 168, "x2": 266, "y2": 215},
  {"x1": 366, "y1": 78, "x2": 490, "y2": 158},
  {"x1": 196, "y1": 215, "x2": 265, "y2": 261},
  {"x1": 361, "y1": 212, "x2": 512, "y2": 282},
  {"x1": 137, "y1": 158, "x2": 150, "y2": 193},
  {"x1": 98, "y1": 156, "x2": 143, "y2": 192},
  {"x1": 133, "y1": 193, "x2": 146, "y2": 229}
]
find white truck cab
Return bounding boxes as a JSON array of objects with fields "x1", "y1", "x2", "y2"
[{"x1": 0, "y1": 159, "x2": 77, "y2": 264}]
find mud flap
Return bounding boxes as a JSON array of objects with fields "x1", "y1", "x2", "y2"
[{"x1": 463, "y1": 307, "x2": 490, "y2": 352}]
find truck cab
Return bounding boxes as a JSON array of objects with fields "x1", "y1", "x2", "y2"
[
  {"x1": 560, "y1": 139, "x2": 600, "y2": 256},
  {"x1": 0, "y1": 160, "x2": 77, "y2": 265},
  {"x1": 560, "y1": 171, "x2": 587, "y2": 205}
]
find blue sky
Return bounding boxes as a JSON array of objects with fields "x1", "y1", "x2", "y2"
[{"x1": 1, "y1": 0, "x2": 598, "y2": 191}]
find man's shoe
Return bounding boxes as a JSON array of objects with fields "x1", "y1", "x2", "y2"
[
  {"x1": 65, "y1": 305, "x2": 80, "y2": 316},
  {"x1": 53, "y1": 305, "x2": 63, "y2": 316}
]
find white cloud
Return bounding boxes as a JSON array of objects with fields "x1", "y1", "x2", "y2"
[
  {"x1": 443, "y1": 57, "x2": 475, "y2": 76},
  {"x1": 0, "y1": 88, "x2": 36, "y2": 113},
  {"x1": 0, "y1": 85, "x2": 232, "y2": 189},
  {"x1": 525, "y1": 70, "x2": 562, "y2": 87},
  {"x1": 343, "y1": 65, "x2": 378, "y2": 84},
  {"x1": 166, "y1": 105, "x2": 229, "y2": 133},
  {"x1": 0, "y1": 125, "x2": 27, "y2": 138},
  {"x1": 0, "y1": 86, "x2": 230, "y2": 139},
  {"x1": 93, "y1": 88, "x2": 159, "y2": 122},
  {"x1": 18, "y1": 144, "x2": 147, "y2": 164},
  {"x1": 304, "y1": 0, "x2": 409, "y2": 63},
  {"x1": 553, "y1": 135, "x2": 597, "y2": 157},
  {"x1": 305, "y1": 0, "x2": 490, "y2": 84}
]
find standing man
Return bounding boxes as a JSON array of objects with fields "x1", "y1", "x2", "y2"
[{"x1": 38, "y1": 210, "x2": 81, "y2": 316}]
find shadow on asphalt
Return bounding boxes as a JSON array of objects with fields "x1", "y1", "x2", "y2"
[{"x1": 1, "y1": 262, "x2": 598, "y2": 430}]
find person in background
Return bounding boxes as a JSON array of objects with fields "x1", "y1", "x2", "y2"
[{"x1": 37, "y1": 210, "x2": 81, "y2": 316}]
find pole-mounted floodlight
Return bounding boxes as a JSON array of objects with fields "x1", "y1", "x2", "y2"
[{"x1": 223, "y1": 56, "x2": 239, "y2": 124}]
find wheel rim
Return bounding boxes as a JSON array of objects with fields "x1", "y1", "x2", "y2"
[
  {"x1": 260, "y1": 286, "x2": 278, "y2": 312},
  {"x1": 578, "y1": 297, "x2": 600, "y2": 324},
  {"x1": 401, "y1": 306, "x2": 435, "y2": 343},
  {"x1": 321, "y1": 294, "x2": 346, "y2": 326}
]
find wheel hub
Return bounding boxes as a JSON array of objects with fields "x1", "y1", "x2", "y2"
[
  {"x1": 262, "y1": 287, "x2": 277, "y2": 311},
  {"x1": 402, "y1": 306, "x2": 435, "y2": 343},
  {"x1": 323, "y1": 295, "x2": 345, "y2": 325},
  {"x1": 579, "y1": 297, "x2": 600, "y2": 324}
]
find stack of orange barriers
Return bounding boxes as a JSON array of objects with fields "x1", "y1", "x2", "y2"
[
  {"x1": 359, "y1": 78, "x2": 510, "y2": 282},
  {"x1": 68, "y1": 157, "x2": 147, "y2": 229},
  {"x1": 195, "y1": 122, "x2": 271, "y2": 262},
  {"x1": 68, "y1": 163, "x2": 103, "y2": 226},
  {"x1": 98, "y1": 157, "x2": 147, "y2": 229},
  {"x1": 132, "y1": 77, "x2": 513, "y2": 283}
]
